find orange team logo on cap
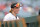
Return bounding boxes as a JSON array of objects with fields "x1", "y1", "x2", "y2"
[{"x1": 16, "y1": 3, "x2": 20, "y2": 7}]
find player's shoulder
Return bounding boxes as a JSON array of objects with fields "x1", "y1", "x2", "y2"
[
  {"x1": 4, "y1": 13, "x2": 12, "y2": 18},
  {"x1": 3, "y1": 13, "x2": 12, "y2": 21}
]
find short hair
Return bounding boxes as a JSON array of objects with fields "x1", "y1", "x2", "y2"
[{"x1": 11, "y1": 3, "x2": 17, "y2": 8}]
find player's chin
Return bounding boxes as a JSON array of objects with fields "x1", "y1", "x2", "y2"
[{"x1": 16, "y1": 12, "x2": 19, "y2": 14}]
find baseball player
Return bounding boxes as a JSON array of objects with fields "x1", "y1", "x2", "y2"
[{"x1": 3, "y1": 3, "x2": 20, "y2": 21}]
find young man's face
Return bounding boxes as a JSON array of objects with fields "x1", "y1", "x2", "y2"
[{"x1": 12, "y1": 7, "x2": 20, "y2": 14}]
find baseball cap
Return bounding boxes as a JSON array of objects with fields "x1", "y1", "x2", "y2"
[{"x1": 11, "y1": 3, "x2": 20, "y2": 8}]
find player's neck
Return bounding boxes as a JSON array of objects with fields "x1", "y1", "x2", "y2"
[{"x1": 12, "y1": 12, "x2": 16, "y2": 17}]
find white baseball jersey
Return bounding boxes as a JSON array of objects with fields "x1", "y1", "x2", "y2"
[{"x1": 3, "y1": 13, "x2": 19, "y2": 21}]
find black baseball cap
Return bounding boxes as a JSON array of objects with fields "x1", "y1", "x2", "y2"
[{"x1": 11, "y1": 3, "x2": 20, "y2": 8}]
